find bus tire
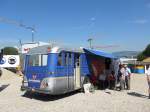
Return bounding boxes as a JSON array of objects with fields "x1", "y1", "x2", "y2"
[{"x1": 0, "y1": 69, "x2": 2, "y2": 77}]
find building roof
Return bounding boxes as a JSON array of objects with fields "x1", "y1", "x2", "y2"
[{"x1": 143, "y1": 57, "x2": 150, "y2": 63}]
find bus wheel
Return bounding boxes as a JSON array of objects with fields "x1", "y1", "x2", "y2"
[
  {"x1": 22, "y1": 91, "x2": 33, "y2": 98},
  {"x1": 0, "y1": 69, "x2": 2, "y2": 77}
]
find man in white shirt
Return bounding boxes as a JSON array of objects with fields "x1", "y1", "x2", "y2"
[
  {"x1": 146, "y1": 66, "x2": 150, "y2": 99},
  {"x1": 124, "y1": 65, "x2": 131, "y2": 90}
]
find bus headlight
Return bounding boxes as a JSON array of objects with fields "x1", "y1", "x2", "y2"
[
  {"x1": 40, "y1": 78, "x2": 53, "y2": 90},
  {"x1": 40, "y1": 80, "x2": 48, "y2": 89},
  {"x1": 40, "y1": 78, "x2": 50, "y2": 89}
]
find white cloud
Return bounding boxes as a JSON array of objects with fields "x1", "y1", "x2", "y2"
[
  {"x1": 131, "y1": 19, "x2": 148, "y2": 24},
  {"x1": 146, "y1": 3, "x2": 150, "y2": 8},
  {"x1": 90, "y1": 17, "x2": 96, "y2": 21}
]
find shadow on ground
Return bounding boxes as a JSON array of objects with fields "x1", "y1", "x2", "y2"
[
  {"x1": 0, "y1": 84, "x2": 10, "y2": 92},
  {"x1": 127, "y1": 92, "x2": 148, "y2": 98},
  {"x1": 22, "y1": 90, "x2": 81, "y2": 101}
]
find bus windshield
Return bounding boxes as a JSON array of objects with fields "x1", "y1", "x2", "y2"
[{"x1": 28, "y1": 54, "x2": 48, "y2": 66}]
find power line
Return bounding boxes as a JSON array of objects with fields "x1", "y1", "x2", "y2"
[{"x1": 0, "y1": 17, "x2": 36, "y2": 42}]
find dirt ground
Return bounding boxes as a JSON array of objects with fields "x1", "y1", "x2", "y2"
[{"x1": 0, "y1": 68, "x2": 150, "y2": 112}]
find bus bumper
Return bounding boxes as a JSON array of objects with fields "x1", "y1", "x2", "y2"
[{"x1": 21, "y1": 86, "x2": 52, "y2": 94}]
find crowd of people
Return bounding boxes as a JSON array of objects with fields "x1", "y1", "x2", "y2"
[
  {"x1": 117, "y1": 64, "x2": 131, "y2": 91},
  {"x1": 90, "y1": 62, "x2": 150, "y2": 99},
  {"x1": 94, "y1": 64, "x2": 131, "y2": 91}
]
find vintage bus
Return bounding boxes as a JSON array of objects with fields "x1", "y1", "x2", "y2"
[
  {"x1": 21, "y1": 45, "x2": 117, "y2": 95},
  {"x1": 21, "y1": 45, "x2": 91, "y2": 95}
]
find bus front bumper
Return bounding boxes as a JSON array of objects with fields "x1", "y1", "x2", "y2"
[{"x1": 21, "y1": 86, "x2": 52, "y2": 94}]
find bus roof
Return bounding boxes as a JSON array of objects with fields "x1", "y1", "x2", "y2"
[
  {"x1": 27, "y1": 45, "x2": 83, "y2": 55},
  {"x1": 27, "y1": 45, "x2": 116, "y2": 59}
]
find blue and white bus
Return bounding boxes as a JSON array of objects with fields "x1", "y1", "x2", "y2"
[
  {"x1": 21, "y1": 45, "x2": 117, "y2": 95},
  {"x1": 21, "y1": 45, "x2": 91, "y2": 95}
]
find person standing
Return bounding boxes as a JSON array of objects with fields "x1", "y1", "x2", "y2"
[
  {"x1": 146, "y1": 66, "x2": 150, "y2": 99},
  {"x1": 107, "y1": 71, "x2": 115, "y2": 89},
  {"x1": 124, "y1": 65, "x2": 131, "y2": 90},
  {"x1": 118, "y1": 64, "x2": 125, "y2": 91},
  {"x1": 98, "y1": 70, "x2": 106, "y2": 90}
]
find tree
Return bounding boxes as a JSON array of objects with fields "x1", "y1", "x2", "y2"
[
  {"x1": 137, "y1": 52, "x2": 146, "y2": 61},
  {"x1": 3, "y1": 47, "x2": 18, "y2": 55},
  {"x1": 137, "y1": 44, "x2": 150, "y2": 61},
  {"x1": 143, "y1": 44, "x2": 150, "y2": 57}
]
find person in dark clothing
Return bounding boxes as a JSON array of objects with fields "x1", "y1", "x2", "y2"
[{"x1": 107, "y1": 71, "x2": 115, "y2": 89}]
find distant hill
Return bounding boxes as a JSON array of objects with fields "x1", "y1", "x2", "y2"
[{"x1": 112, "y1": 51, "x2": 140, "y2": 58}]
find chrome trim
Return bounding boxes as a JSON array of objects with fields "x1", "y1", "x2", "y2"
[{"x1": 21, "y1": 86, "x2": 51, "y2": 94}]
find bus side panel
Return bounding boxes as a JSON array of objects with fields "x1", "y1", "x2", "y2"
[
  {"x1": 54, "y1": 69, "x2": 77, "y2": 93},
  {"x1": 80, "y1": 54, "x2": 90, "y2": 85},
  {"x1": 82, "y1": 54, "x2": 90, "y2": 75},
  {"x1": 53, "y1": 66, "x2": 68, "y2": 94},
  {"x1": 48, "y1": 53, "x2": 57, "y2": 73},
  {"x1": 68, "y1": 65, "x2": 74, "y2": 91}
]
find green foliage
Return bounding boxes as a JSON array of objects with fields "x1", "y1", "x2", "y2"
[
  {"x1": 137, "y1": 52, "x2": 146, "y2": 61},
  {"x1": 3, "y1": 47, "x2": 18, "y2": 55},
  {"x1": 137, "y1": 44, "x2": 150, "y2": 61},
  {"x1": 143, "y1": 44, "x2": 150, "y2": 57}
]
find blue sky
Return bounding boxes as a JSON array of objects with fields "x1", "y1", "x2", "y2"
[{"x1": 0, "y1": 0, "x2": 150, "y2": 52}]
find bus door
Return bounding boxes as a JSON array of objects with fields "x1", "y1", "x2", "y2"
[
  {"x1": 65, "y1": 53, "x2": 69, "y2": 90},
  {"x1": 74, "y1": 54, "x2": 81, "y2": 89},
  {"x1": 57, "y1": 52, "x2": 73, "y2": 92}
]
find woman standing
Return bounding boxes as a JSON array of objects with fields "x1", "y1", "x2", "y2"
[{"x1": 146, "y1": 66, "x2": 150, "y2": 99}]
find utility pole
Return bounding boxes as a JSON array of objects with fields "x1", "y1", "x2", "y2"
[
  {"x1": 31, "y1": 29, "x2": 34, "y2": 42},
  {"x1": 87, "y1": 38, "x2": 93, "y2": 49},
  {"x1": 25, "y1": 25, "x2": 35, "y2": 42}
]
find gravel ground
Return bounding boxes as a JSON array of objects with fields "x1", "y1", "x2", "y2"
[{"x1": 0, "y1": 68, "x2": 150, "y2": 112}]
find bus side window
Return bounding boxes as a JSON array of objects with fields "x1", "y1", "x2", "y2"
[
  {"x1": 57, "y1": 53, "x2": 62, "y2": 66},
  {"x1": 74, "y1": 54, "x2": 80, "y2": 67},
  {"x1": 71, "y1": 53, "x2": 74, "y2": 66},
  {"x1": 65, "y1": 53, "x2": 68, "y2": 66},
  {"x1": 68, "y1": 53, "x2": 72, "y2": 66},
  {"x1": 42, "y1": 54, "x2": 48, "y2": 66},
  {"x1": 29, "y1": 55, "x2": 39, "y2": 66},
  {"x1": 28, "y1": 54, "x2": 48, "y2": 66},
  {"x1": 77, "y1": 55, "x2": 80, "y2": 66}
]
